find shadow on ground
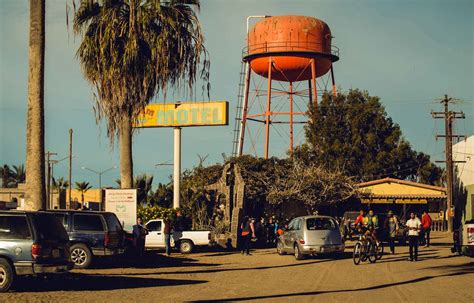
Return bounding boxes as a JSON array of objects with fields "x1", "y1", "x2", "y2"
[
  {"x1": 192, "y1": 270, "x2": 473, "y2": 302},
  {"x1": 12, "y1": 273, "x2": 206, "y2": 293}
]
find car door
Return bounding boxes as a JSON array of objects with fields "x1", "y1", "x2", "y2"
[
  {"x1": 284, "y1": 219, "x2": 297, "y2": 248},
  {"x1": 145, "y1": 221, "x2": 163, "y2": 248}
]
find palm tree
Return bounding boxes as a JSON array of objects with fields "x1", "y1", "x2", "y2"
[
  {"x1": 25, "y1": 0, "x2": 46, "y2": 210},
  {"x1": 73, "y1": 0, "x2": 209, "y2": 189},
  {"x1": 134, "y1": 173, "x2": 153, "y2": 205},
  {"x1": 75, "y1": 181, "x2": 92, "y2": 203},
  {"x1": 0, "y1": 165, "x2": 13, "y2": 188},
  {"x1": 11, "y1": 165, "x2": 26, "y2": 187},
  {"x1": 52, "y1": 177, "x2": 70, "y2": 190}
]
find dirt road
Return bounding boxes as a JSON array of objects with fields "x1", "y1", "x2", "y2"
[{"x1": 1, "y1": 233, "x2": 473, "y2": 302}]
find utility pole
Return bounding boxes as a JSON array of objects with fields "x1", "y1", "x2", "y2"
[
  {"x1": 45, "y1": 151, "x2": 57, "y2": 210},
  {"x1": 68, "y1": 129, "x2": 73, "y2": 209},
  {"x1": 432, "y1": 95, "x2": 465, "y2": 232}
]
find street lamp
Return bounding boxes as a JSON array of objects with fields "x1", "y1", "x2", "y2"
[
  {"x1": 48, "y1": 155, "x2": 70, "y2": 209},
  {"x1": 81, "y1": 166, "x2": 117, "y2": 211}
]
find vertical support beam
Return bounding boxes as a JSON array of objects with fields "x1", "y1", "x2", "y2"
[
  {"x1": 173, "y1": 127, "x2": 181, "y2": 209},
  {"x1": 264, "y1": 57, "x2": 272, "y2": 159},
  {"x1": 311, "y1": 59, "x2": 318, "y2": 107},
  {"x1": 289, "y1": 81, "x2": 294, "y2": 155},
  {"x1": 68, "y1": 129, "x2": 73, "y2": 209},
  {"x1": 330, "y1": 65, "x2": 337, "y2": 98},
  {"x1": 46, "y1": 152, "x2": 51, "y2": 210},
  {"x1": 308, "y1": 79, "x2": 313, "y2": 105},
  {"x1": 444, "y1": 97, "x2": 453, "y2": 232},
  {"x1": 238, "y1": 62, "x2": 252, "y2": 156}
]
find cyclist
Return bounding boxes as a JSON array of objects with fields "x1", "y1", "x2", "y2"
[
  {"x1": 354, "y1": 210, "x2": 365, "y2": 234},
  {"x1": 363, "y1": 210, "x2": 380, "y2": 245}
]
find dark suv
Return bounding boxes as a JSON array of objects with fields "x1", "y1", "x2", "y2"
[
  {"x1": 44, "y1": 210, "x2": 125, "y2": 269},
  {"x1": 0, "y1": 211, "x2": 73, "y2": 292}
]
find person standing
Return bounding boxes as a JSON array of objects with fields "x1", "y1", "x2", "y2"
[
  {"x1": 406, "y1": 212, "x2": 422, "y2": 261},
  {"x1": 421, "y1": 211, "x2": 433, "y2": 247},
  {"x1": 384, "y1": 211, "x2": 399, "y2": 254},
  {"x1": 132, "y1": 217, "x2": 148, "y2": 257},
  {"x1": 163, "y1": 218, "x2": 173, "y2": 256},
  {"x1": 240, "y1": 216, "x2": 255, "y2": 255}
]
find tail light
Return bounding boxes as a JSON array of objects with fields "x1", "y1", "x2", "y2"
[
  {"x1": 467, "y1": 227, "x2": 474, "y2": 244},
  {"x1": 299, "y1": 239, "x2": 305, "y2": 245},
  {"x1": 104, "y1": 232, "x2": 110, "y2": 247},
  {"x1": 31, "y1": 244, "x2": 41, "y2": 259}
]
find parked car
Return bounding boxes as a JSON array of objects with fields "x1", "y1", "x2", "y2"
[
  {"x1": 276, "y1": 215, "x2": 345, "y2": 260},
  {"x1": 0, "y1": 211, "x2": 73, "y2": 292},
  {"x1": 453, "y1": 219, "x2": 474, "y2": 257},
  {"x1": 43, "y1": 210, "x2": 125, "y2": 269},
  {"x1": 145, "y1": 219, "x2": 212, "y2": 254}
]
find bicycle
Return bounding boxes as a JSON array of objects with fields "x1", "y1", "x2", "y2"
[{"x1": 353, "y1": 233, "x2": 379, "y2": 265}]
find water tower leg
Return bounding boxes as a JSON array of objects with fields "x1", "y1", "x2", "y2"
[
  {"x1": 238, "y1": 62, "x2": 252, "y2": 156},
  {"x1": 308, "y1": 79, "x2": 312, "y2": 106},
  {"x1": 264, "y1": 57, "x2": 273, "y2": 159},
  {"x1": 311, "y1": 59, "x2": 318, "y2": 107},
  {"x1": 330, "y1": 65, "x2": 337, "y2": 97},
  {"x1": 289, "y1": 81, "x2": 294, "y2": 155}
]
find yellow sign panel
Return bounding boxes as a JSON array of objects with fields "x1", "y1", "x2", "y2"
[
  {"x1": 133, "y1": 101, "x2": 228, "y2": 128},
  {"x1": 395, "y1": 199, "x2": 428, "y2": 204},
  {"x1": 361, "y1": 199, "x2": 393, "y2": 204}
]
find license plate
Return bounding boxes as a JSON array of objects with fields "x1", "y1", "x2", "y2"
[{"x1": 52, "y1": 249, "x2": 60, "y2": 258}]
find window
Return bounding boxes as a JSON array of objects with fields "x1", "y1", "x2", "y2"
[
  {"x1": 147, "y1": 221, "x2": 162, "y2": 232},
  {"x1": 306, "y1": 218, "x2": 337, "y2": 230},
  {"x1": 287, "y1": 219, "x2": 297, "y2": 231},
  {"x1": 0, "y1": 215, "x2": 31, "y2": 240},
  {"x1": 104, "y1": 213, "x2": 123, "y2": 232},
  {"x1": 53, "y1": 213, "x2": 68, "y2": 229},
  {"x1": 73, "y1": 214, "x2": 104, "y2": 231},
  {"x1": 32, "y1": 213, "x2": 69, "y2": 241}
]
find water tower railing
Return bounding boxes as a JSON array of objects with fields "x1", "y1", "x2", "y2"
[{"x1": 242, "y1": 41, "x2": 339, "y2": 59}]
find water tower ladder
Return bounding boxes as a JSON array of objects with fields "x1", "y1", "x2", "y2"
[{"x1": 231, "y1": 61, "x2": 246, "y2": 157}]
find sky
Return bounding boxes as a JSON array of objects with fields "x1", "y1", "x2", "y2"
[{"x1": 0, "y1": 0, "x2": 473, "y2": 189}]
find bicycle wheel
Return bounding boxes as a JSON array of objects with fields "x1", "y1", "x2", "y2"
[
  {"x1": 376, "y1": 242, "x2": 384, "y2": 260},
  {"x1": 353, "y1": 242, "x2": 362, "y2": 265},
  {"x1": 368, "y1": 242, "x2": 377, "y2": 263},
  {"x1": 360, "y1": 242, "x2": 368, "y2": 262}
]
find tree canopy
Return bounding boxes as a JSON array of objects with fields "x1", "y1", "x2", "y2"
[{"x1": 301, "y1": 90, "x2": 442, "y2": 185}]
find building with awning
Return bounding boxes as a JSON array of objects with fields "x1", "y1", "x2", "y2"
[{"x1": 357, "y1": 177, "x2": 447, "y2": 219}]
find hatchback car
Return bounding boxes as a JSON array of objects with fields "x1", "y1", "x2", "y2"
[
  {"x1": 277, "y1": 215, "x2": 345, "y2": 260},
  {"x1": 43, "y1": 210, "x2": 125, "y2": 269},
  {"x1": 0, "y1": 211, "x2": 73, "y2": 292}
]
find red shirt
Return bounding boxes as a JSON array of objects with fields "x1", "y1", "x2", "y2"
[
  {"x1": 421, "y1": 214, "x2": 432, "y2": 229},
  {"x1": 354, "y1": 214, "x2": 364, "y2": 226}
]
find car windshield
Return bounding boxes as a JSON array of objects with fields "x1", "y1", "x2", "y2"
[
  {"x1": 306, "y1": 218, "x2": 337, "y2": 230},
  {"x1": 32, "y1": 213, "x2": 69, "y2": 242}
]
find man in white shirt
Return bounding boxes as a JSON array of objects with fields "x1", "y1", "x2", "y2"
[{"x1": 406, "y1": 212, "x2": 422, "y2": 261}]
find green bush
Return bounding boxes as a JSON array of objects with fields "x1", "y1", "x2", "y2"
[{"x1": 137, "y1": 205, "x2": 178, "y2": 223}]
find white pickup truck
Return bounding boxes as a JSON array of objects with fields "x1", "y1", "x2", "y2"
[{"x1": 144, "y1": 219, "x2": 212, "y2": 254}]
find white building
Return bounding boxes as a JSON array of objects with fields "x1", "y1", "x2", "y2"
[{"x1": 453, "y1": 135, "x2": 474, "y2": 186}]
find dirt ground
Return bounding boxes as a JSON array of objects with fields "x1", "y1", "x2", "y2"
[{"x1": 1, "y1": 232, "x2": 473, "y2": 303}]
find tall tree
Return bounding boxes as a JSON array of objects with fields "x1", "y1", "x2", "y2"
[
  {"x1": 52, "y1": 177, "x2": 70, "y2": 190},
  {"x1": 24, "y1": 0, "x2": 46, "y2": 210},
  {"x1": 302, "y1": 90, "x2": 442, "y2": 184},
  {"x1": 73, "y1": 0, "x2": 209, "y2": 189},
  {"x1": 75, "y1": 181, "x2": 92, "y2": 203}
]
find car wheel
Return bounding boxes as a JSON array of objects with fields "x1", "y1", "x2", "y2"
[
  {"x1": 277, "y1": 241, "x2": 286, "y2": 255},
  {"x1": 294, "y1": 244, "x2": 304, "y2": 260},
  {"x1": 179, "y1": 240, "x2": 194, "y2": 254},
  {"x1": 0, "y1": 258, "x2": 14, "y2": 292},
  {"x1": 70, "y1": 244, "x2": 92, "y2": 269}
]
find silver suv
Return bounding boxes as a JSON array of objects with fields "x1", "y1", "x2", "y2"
[
  {"x1": 277, "y1": 215, "x2": 345, "y2": 260},
  {"x1": 0, "y1": 211, "x2": 73, "y2": 292}
]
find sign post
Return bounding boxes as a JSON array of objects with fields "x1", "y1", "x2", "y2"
[
  {"x1": 105, "y1": 189, "x2": 137, "y2": 231},
  {"x1": 173, "y1": 127, "x2": 181, "y2": 209},
  {"x1": 133, "y1": 101, "x2": 228, "y2": 210}
]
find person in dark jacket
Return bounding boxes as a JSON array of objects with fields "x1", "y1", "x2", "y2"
[
  {"x1": 240, "y1": 216, "x2": 255, "y2": 255},
  {"x1": 384, "y1": 211, "x2": 399, "y2": 254},
  {"x1": 132, "y1": 217, "x2": 148, "y2": 257}
]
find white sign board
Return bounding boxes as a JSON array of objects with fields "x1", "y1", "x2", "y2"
[{"x1": 105, "y1": 189, "x2": 137, "y2": 232}]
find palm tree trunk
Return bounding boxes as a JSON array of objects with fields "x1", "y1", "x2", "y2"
[
  {"x1": 120, "y1": 114, "x2": 133, "y2": 189},
  {"x1": 24, "y1": 0, "x2": 46, "y2": 211}
]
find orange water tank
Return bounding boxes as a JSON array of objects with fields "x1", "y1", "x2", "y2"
[{"x1": 246, "y1": 16, "x2": 338, "y2": 82}]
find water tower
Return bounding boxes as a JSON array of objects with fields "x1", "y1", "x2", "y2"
[{"x1": 232, "y1": 15, "x2": 339, "y2": 159}]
